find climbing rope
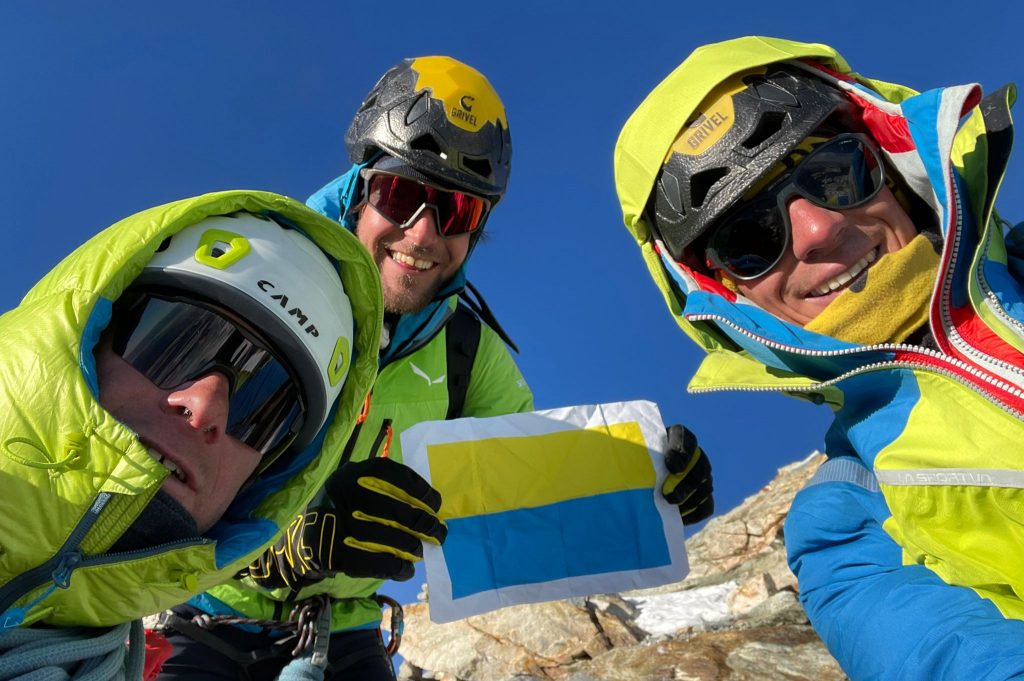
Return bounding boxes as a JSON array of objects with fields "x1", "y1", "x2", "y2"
[{"x1": 0, "y1": 619, "x2": 144, "y2": 681}]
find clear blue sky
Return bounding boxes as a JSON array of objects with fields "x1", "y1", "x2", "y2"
[{"x1": 4, "y1": 1, "x2": 1023, "y2": 613}]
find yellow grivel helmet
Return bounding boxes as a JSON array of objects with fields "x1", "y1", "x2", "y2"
[
  {"x1": 650, "y1": 64, "x2": 851, "y2": 262},
  {"x1": 345, "y1": 56, "x2": 512, "y2": 204}
]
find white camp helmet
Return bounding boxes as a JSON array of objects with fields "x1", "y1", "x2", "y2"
[{"x1": 134, "y1": 211, "x2": 354, "y2": 457}]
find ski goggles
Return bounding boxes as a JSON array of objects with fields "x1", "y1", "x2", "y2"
[
  {"x1": 108, "y1": 291, "x2": 307, "y2": 458},
  {"x1": 705, "y1": 134, "x2": 885, "y2": 280},
  {"x1": 362, "y1": 170, "x2": 491, "y2": 238}
]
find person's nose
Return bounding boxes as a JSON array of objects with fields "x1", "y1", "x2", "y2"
[
  {"x1": 165, "y1": 372, "x2": 231, "y2": 443},
  {"x1": 402, "y1": 208, "x2": 441, "y2": 245},
  {"x1": 787, "y1": 197, "x2": 848, "y2": 261}
]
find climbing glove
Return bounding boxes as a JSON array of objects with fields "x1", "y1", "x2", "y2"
[
  {"x1": 248, "y1": 457, "x2": 447, "y2": 590},
  {"x1": 661, "y1": 424, "x2": 714, "y2": 525}
]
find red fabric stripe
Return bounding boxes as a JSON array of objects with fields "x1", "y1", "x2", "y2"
[
  {"x1": 654, "y1": 241, "x2": 738, "y2": 302},
  {"x1": 844, "y1": 91, "x2": 916, "y2": 154},
  {"x1": 949, "y1": 303, "x2": 1024, "y2": 366},
  {"x1": 892, "y1": 348, "x2": 1024, "y2": 413}
]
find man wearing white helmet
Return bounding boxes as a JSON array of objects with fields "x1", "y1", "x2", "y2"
[{"x1": 0, "y1": 191, "x2": 384, "y2": 677}]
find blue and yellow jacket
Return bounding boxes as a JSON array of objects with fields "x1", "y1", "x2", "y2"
[
  {"x1": 615, "y1": 36, "x2": 1024, "y2": 679},
  {"x1": 196, "y1": 170, "x2": 534, "y2": 633},
  {"x1": 0, "y1": 191, "x2": 383, "y2": 628}
]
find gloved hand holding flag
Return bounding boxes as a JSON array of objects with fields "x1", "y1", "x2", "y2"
[{"x1": 248, "y1": 457, "x2": 447, "y2": 590}]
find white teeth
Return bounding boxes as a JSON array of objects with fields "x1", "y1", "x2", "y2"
[
  {"x1": 812, "y1": 249, "x2": 877, "y2": 297},
  {"x1": 390, "y1": 251, "x2": 434, "y2": 270},
  {"x1": 157, "y1": 455, "x2": 186, "y2": 482}
]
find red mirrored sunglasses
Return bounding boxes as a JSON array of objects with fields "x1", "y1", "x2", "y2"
[{"x1": 361, "y1": 170, "x2": 490, "y2": 239}]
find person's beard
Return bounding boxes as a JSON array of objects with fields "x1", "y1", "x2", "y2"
[{"x1": 382, "y1": 268, "x2": 446, "y2": 314}]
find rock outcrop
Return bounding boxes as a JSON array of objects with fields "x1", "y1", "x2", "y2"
[{"x1": 393, "y1": 453, "x2": 847, "y2": 681}]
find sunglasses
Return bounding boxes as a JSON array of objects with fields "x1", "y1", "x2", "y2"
[
  {"x1": 109, "y1": 291, "x2": 306, "y2": 459},
  {"x1": 361, "y1": 170, "x2": 490, "y2": 239},
  {"x1": 705, "y1": 134, "x2": 885, "y2": 280}
]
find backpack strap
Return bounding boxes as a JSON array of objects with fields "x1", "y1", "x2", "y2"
[{"x1": 445, "y1": 303, "x2": 482, "y2": 420}]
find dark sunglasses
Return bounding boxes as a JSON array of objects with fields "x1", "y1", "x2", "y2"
[
  {"x1": 361, "y1": 170, "x2": 490, "y2": 238},
  {"x1": 705, "y1": 134, "x2": 885, "y2": 280},
  {"x1": 109, "y1": 291, "x2": 306, "y2": 458}
]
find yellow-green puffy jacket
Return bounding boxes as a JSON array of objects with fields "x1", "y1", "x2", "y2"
[
  {"x1": 0, "y1": 190, "x2": 382, "y2": 628},
  {"x1": 615, "y1": 36, "x2": 1024, "y2": 679}
]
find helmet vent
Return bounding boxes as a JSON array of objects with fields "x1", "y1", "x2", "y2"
[
  {"x1": 154, "y1": 236, "x2": 172, "y2": 254},
  {"x1": 462, "y1": 156, "x2": 492, "y2": 179},
  {"x1": 741, "y1": 111, "x2": 785, "y2": 149},
  {"x1": 360, "y1": 92, "x2": 378, "y2": 112},
  {"x1": 658, "y1": 172, "x2": 683, "y2": 213},
  {"x1": 690, "y1": 168, "x2": 728, "y2": 208},
  {"x1": 410, "y1": 133, "x2": 443, "y2": 156},
  {"x1": 406, "y1": 92, "x2": 430, "y2": 125}
]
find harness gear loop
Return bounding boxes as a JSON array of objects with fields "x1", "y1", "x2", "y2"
[{"x1": 154, "y1": 595, "x2": 334, "y2": 671}]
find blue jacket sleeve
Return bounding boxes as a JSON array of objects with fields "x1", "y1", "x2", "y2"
[{"x1": 786, "y1": 466, "x2": 1024, "y2": 681}]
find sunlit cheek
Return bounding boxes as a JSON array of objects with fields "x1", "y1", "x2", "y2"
[
  {"x1": 96, "y1": 352, "x2": 156, "y2": 418},
  {"x1": 445, "y1": 238, "x2": 471, "y2": 274}
]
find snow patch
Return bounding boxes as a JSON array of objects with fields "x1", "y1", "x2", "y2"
[{"x1": 625, "y1": 581, "x2": 736, "y2": 636}]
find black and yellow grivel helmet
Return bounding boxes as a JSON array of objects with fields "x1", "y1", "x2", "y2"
[
  {"x1": 650, "y1": 65, "x2": 849, "y2": 261},
  {"x1": 345, "y1": 56, "x2": 512, "y2": 204}
]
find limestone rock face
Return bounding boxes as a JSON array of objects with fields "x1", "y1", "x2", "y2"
[{"x1": 396, "y1": 453, "x2": 847, "y2": 681}]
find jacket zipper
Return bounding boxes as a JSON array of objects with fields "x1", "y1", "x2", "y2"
[
  {"x1": 975, "y1": 216, "x2": 1024, "y2": 342},
  {"x1": 686, "y1": 313, "x2": 1024, "y2": 421},
  {"x1": 931, "y1": 177, "x2": 1024, "y2": 383},
  {"x1": 0, "y1": 491, "x2": 211, "y2": 629}
]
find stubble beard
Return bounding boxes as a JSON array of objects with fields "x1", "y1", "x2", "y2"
[{"x1": 382, "y1": 271, "x2": 444, "y2": 314}]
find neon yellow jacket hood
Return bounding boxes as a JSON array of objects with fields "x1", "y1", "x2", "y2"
[
  {"x1": 615, "y1": 37, "x2": 1024, "y2": 675},
  {"x1": 0, "y1": 190, "x2": 383, "y2": 627},
  {"x1": 610, "y1": 35, "x2": 933, "y2": 399}
]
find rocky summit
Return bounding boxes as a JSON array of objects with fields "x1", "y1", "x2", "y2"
[{"x1": 392, "y1": 453, "x2": 848, "y2": 681}]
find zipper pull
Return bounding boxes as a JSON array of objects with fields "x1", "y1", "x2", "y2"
[{"x1": 51, "y1": 550, "x2": 83, "y2": 589}]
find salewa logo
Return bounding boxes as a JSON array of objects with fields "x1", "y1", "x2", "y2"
[
  {"x1": 410, "y1": 363, "x2": 445, "y2": 386},
  {"x1": 257, "y1": 279, "x2": 319, "y2": 336}
]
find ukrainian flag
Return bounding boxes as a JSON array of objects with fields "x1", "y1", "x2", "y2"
[{"x1": 402, "y1": 401, "x2": 688, "y2": 623}]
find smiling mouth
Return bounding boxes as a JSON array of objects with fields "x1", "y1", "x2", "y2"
[
  {"x1": 389, "y1": 249, "x2": 436, "y2": 271},
  {"x1": 141, "y1": 440, "x2": 188, "y2": 484},
  {"x1": 810, "y1": 248, "x2": 878, "y2": 297}
]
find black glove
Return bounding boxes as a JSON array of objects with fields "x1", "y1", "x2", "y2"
[
  {"x1": 248, "y1": 458, "x2": 447, "y2": 590},
  {"x1": 661, "y1": 424, "x2": 714, "y2": 525}
]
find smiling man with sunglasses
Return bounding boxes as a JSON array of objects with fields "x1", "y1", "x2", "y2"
[
  {"x1": 158, "y1": 57, "x2": 534, "y2": 681},
  {"x1": 616, "y1": 36, "x2": 1024, "y2": 680}
]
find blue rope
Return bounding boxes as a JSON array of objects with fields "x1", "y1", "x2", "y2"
[{"x1": 0, "y1": 620, "x2": 144, "y2": 680}]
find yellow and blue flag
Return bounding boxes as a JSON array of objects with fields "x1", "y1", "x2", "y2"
[{"x1": 402, "y1": 401, "x2": 688, "y2": 623}]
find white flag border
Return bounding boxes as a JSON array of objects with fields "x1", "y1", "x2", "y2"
[{"x1": 402, "y1": 400, "x2": 689, "y2": 624}]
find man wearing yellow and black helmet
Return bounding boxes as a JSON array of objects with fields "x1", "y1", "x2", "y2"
[
  {"x1": 156, "y1": 57, "x2": 532, "y2": 681},
  {"x1": 615, "y1": 36, "x2": 1024, "y2": 680}
]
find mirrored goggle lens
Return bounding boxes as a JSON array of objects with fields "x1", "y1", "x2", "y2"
[
  {"x1": 367, "y1": 173, "x2": 488, "y2": 237},
  {"x1": 111, "y1": 295, "x2": 304, "y2": 455},
  {"x1": 707, "y1": 135, "x2": 883, "y2": 280}
]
